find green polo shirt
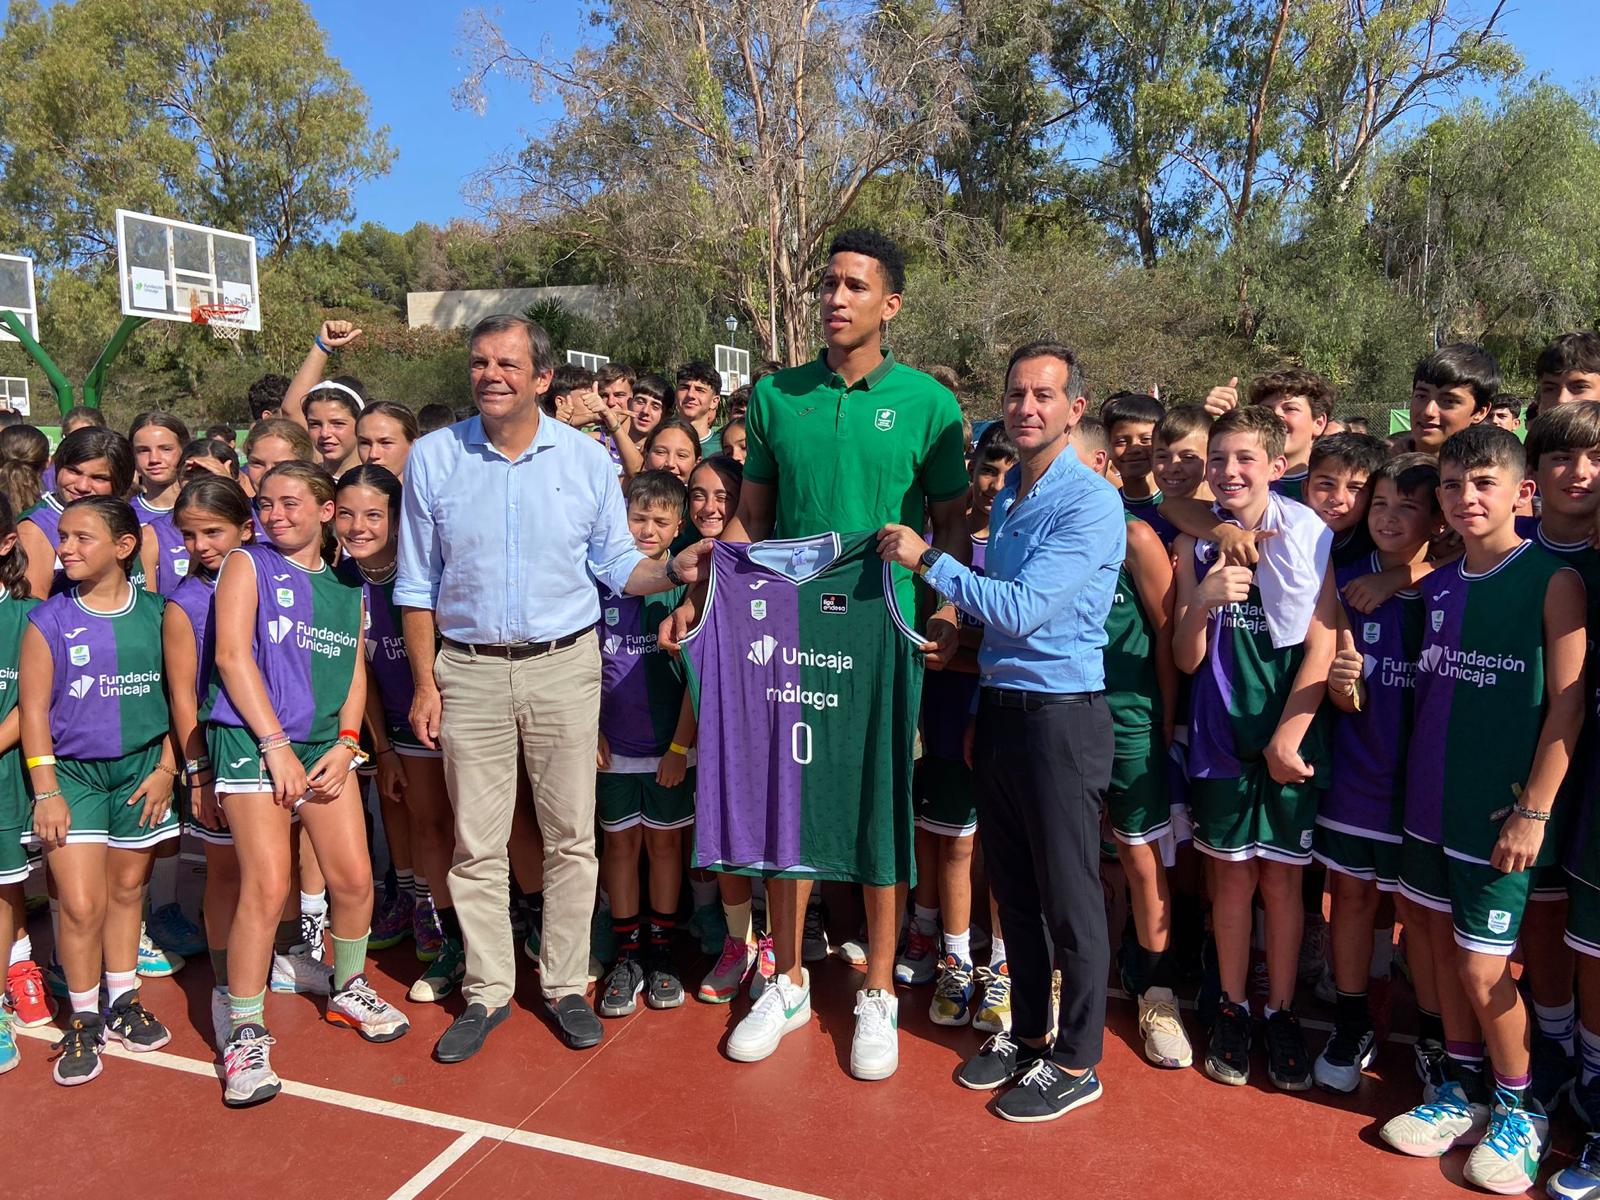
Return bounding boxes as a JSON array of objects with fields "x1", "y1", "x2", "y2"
[{"x1": 744, "y1": 349, "x2": 968, "y2": 538}]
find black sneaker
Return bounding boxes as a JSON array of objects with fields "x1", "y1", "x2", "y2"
[
  {"x1": 994, "y1": 1060, "x2": 1103, "y2": 1123},
  {"x1": 1266, "y1": 1009, "x2": 1312, "y2": 1091},
  {"x1": 1312, "y1": 1021, "x2": 1375, "y2": 1094},
  {"x1": 1204, "y1": 997, "x2": 1251, "y2": 1086},
  {"x1": 599, "y1": 957, "x2": 645, "y2": 1018},
  {"x1": 1531, "y1": 1031, "x2": 1576, "y2": 1115},
  {"x1": 1415, "y1": 1036, "x2": 1449, "y2": 1100},
  {"x1": 104, "y1": 993, "x2": 172, "y2": 1053},
  {"x1": 957, "y1": 1031, "x2": 1048, "y2": 1091},
  {"x1": 52, "y1": 1012, "x2": 105, "y2": 1086},
  {"x1": 644, "y1": 951, "x2": 684, "y2": 1010}
]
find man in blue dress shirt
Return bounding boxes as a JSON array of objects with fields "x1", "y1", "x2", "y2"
[
  {"x1": 397, "y1": 314, "x2": 709, "y2": 1062},
  {"x1": 878, "y1": 339, "x2": 1125, "y2": 1123}
]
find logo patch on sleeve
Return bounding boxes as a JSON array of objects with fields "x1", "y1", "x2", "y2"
[{"x1": 820, "y1": 594, "x2": 848, "y2": 615}]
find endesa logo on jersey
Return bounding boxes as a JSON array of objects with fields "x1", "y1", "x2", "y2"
[{"x1": 820, "y1": 594, "x2": 847, "y2": 615}]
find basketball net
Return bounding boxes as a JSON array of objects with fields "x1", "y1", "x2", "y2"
[{"x1": 191, "y1": 302, "x2": 248, "y2": 342}]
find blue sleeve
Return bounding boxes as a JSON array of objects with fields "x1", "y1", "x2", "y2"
[
  {"x1": 394, "y1": 438, "x2": 443, "y2": 610},
  {"x1": 926, "y1": 486, "x2": 1124, "y2": 639},
  {"x1": 587, "y1": 454, "x2": 646, "y2": 593}
]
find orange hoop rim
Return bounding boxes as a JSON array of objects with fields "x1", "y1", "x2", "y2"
[{"x1": 190, "y1": 301, "x2": 249, "y2": 326}]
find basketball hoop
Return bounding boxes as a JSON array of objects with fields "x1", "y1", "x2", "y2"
[{"x1": 191, "y1": 301, "x2": 250, "y2": 341}]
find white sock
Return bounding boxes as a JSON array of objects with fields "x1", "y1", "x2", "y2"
[
  {"x1": 104, "y1": 969, "x2": 138, "y2": 1007},
  {"x1": 1369, "y1": 927, "x2": 1395, "y2": 980},
  {"x1": 300, "y1": 890, "x2": 328, "y2": 921},
  {"x1": 9, "y1": 933, "x2": 30, "y2": 966},
  {"x1": 944, "y1": 927, "x2": 971, "y2": 962},
  {"x1": 1535, "y1": 998, "x2": 1577, "y2": 1056},
  {"x1": 990, "y1": 937, "x2": 1007, "y2": 968},
  {"x1": 913, "y1": 902, "x2": 939, "y2": 933},
  {"x1": 148, "y1": 854, "x2": 179, "y2": 907},
  {"x1": 395, "y1": 868, "x2": 415, "y2": 898},
  {"x1": 1580, "y1": 1023, "x2": 1600, "y2": 1086},
  {"x1": 690, "y1": 877, "x2": 719, "y2": 909},
  {"x1": 68, "y1": 986, "x2": 98, "y2": 1016},
  {"x1": 413, "y1": 875, "x2": 431, "y2": 903}
]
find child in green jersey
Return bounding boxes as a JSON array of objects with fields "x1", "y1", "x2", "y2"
[
  {"x1": 0, "y1": 497, "x2": 41, "y2": 1074},
  {"x1": 1173, "y1": 406, "x2": 1340, "y2": 1091},
  {"x1": 1379, "y1": 427, "x2": 1585, "y2": 1193},
  {"x1": 1073, "y1": 418, "x2": 1188, "y2": 1069},
  {"x1": 1152, "y1": 404, "x2": 1211, "y2": 505}
]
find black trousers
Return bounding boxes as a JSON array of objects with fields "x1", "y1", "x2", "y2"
[{"x1": 973, "y1": 690, "x2": 1114, "y2": 1068}]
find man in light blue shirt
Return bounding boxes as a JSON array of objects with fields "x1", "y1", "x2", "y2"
[
  {"x1": 397, "y1": 314, "x2": 709, "y2": 1064},
  {"x1": 879, "y1": 340, "x2": 1124, "y2": 1123}
]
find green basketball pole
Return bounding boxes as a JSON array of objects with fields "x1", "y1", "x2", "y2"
[{"x1": 0, "y1": 310, "x2": 148, "y2": 417}]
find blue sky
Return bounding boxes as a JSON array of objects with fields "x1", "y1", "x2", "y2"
[{"x1": 317, "y1": 0, "x2": 1596, "y2": 235}]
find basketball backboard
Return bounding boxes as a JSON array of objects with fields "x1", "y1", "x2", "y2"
[
  {"x1": 0, "y1": 255, "x2": 38, "y2": 344},
  {"x1": 714, "y1": 344, "x2": 750, "y2": 394},
  {"x1": 0, "y1": 377, "x2": 29, "y2": 416},
  {"x1": 115, "y1": 209, "x2": 261, "y2": 332},
  {"x1": 567, "y1": 350, "x2": 610, "y2": 371}
]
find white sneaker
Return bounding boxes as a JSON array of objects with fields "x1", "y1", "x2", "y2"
[
  {"x1": 850, "y1": 988, "x2": 899, "y2": 1081},
  {"x1": 1137, "y1": 986, "x2": 1193, "y2": 1069},
  {"x1": 223, "y1": 1026, "x2": 280, "y2": 1106},
  {"x1": 1380, "y1": 1080, "x2": 1490, "y2": 1156},
  {"x1": 326, "y1": 975, "x2": 410, "y2": 1043},
  {"x1": 210, "y1": 987, "x2": 229, "y2": 1055},
  {"x1": 727, "y1": 969, "x2": 811, "y2": 1063},
  {"x1": 270, "y1": 944, "x2": 333, "y2": 995}
]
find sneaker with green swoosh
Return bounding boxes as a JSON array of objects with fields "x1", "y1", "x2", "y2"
[
  {"x1": 1463, "y1": 1089, "x2": 1547, "y2": 1194},
  {"x1": 726, "y1": 968, "x2": 810, "y2": 1062}
]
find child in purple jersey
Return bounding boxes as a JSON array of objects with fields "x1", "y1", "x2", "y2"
[
  {"x1": 20, "y1": 498, "x2": 180, "y2": 1086},
  {"x1": 907, "y1": 431, "x2": 1017, "y2": 1033},
  {"x1": 335, "y1": 465, "x2": 463, "y2": 1006},
  {"x1": 1312, "y1": 454, "x2": 1441, "y2": 1095},
  {"x1": 597, "y1": 471, "x2": 697, "y2": 1017},
  {"x1": 211, "y1": 462, "x2": 406, "y2": 1107},
  {"x1": 18, "y1": 427, "x2": 137, "y2": 600},
  {"x1": 164, "y1": 477, "x2": 255, "y2": 1051}
]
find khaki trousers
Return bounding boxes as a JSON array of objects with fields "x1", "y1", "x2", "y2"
[{"x1": 436, "y1": 630, "x2": 600, "y2": 1007}]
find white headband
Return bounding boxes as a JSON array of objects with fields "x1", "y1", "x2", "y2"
[{"x1": 306, "y1": 380, "x2": 365, "y2": 411}]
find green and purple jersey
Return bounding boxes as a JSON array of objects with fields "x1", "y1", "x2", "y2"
[
  {"x1": 683, "y1": 531, "x2": 923, "y2": 884},
  {"x1": 338, "y1": 561, "x2": 415, "y2": 738},
  {"x1": 1104, "y1": 513, "x2": 1160, "y2": 735},
  {"x1": 133, "y1": 494, "x2": 190, "y2": 595},
  {"x1": 1405, "y1": 541, "x2": 1567, "y2": 863},
  {"x1": 0, "y1": 593, "x2": 39, "y2": 827},
  {"x1": 29, "y1": 585, "x2": 167, "y2": 759},
  {"x1": 169, "y1": 572, "x2": 216, "y2": 701},
  {"x1": 207, "y1": 543, "x2": 362, "y2": 743}
]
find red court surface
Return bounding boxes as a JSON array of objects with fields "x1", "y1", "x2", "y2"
[{"x1": 3, "y1": 870, "x2": 1582, "y2": 1200}]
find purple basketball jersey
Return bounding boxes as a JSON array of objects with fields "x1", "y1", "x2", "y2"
[
  {"x1": 337, "y1": 560, "x2": 414, "y2": 735},
  {"x1": 133, "y1": 496, "x2": 190, "y2": 595},
  {"x1": 169, "y1": 572, "x2": 216, "y2": 701}
]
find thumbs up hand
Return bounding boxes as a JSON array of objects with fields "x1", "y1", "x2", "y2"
[
  {"x1": 1329, "y1": 625, "x2": 1364, "y2": 699},
  {"x1": 1204, "y1": 376, "x2": 1240, "y2": 417}
]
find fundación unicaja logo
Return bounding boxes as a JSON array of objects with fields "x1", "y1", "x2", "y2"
[
  {"x1": 747, "y1": 635, "x2": 777, "y2": 666},
  {"x1": 269, "y1": 615, "x2": 295, "y2": 644},
  {"x1": 603, "y1": 634, "x2": 622, "y2": 656},
  {"x1": 69, "y1": 676, "x2": 94, "y2": 700}
]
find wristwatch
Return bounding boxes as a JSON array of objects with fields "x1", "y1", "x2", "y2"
[
  {"x1": 917, "y1": 548, "x2": 943, "y2": 577},
  {"x1": 664, "y1": 555, "x2": 685, "y2": 587}
]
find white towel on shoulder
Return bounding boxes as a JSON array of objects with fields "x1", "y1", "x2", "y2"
[{"x1": 1201, "y1": 492, "x2": 1331, "y2": 650}]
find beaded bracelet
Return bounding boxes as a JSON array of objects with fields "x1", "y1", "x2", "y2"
[
  {"x1": 32, "y1": 788, "x2": 62, "y2": 803},
  {"x1": 259, "y1": 734, "x2": 291, "y2": 754},
  {"x1": 1513, "y1": 803, "x2": 1552, "y2": 822},
  {"x1": 153, "y1": 761, "x2": 179, "y2": 778},
  {"x1": 335, "y1": 734, "x2": 363, "y2": 755}
]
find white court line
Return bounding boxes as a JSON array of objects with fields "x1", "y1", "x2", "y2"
[
  {"x1": 387, "y1": 1131, "x2": 482, "y2": 1200},
  {"x1": 15, "y1": 1027, "x2": 833, "y2": 1200}
]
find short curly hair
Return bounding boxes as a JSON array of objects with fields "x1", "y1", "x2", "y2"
[
  {"x1": 1248, "y1": 368, "x2": 1336, "y2": 422},
  {"x1": 827, "y1": 228, "x2": 905, "y2": 295}
]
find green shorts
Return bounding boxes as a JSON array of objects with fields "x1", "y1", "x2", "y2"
[
  {"x1": 207, "y1": 724, "x2": 341, "y2": 801},
  {"x1": 1313, "y1": 823, "x2": 1401, "y2": 892},
  {"x1": 1531, "y1": 863, "x2": 1569, "y2": 903},
  {"x1": 597, "y1": 769, "x2": 694, "y2": 833},
  {"x1": 1107, "y1": 727, "x2": 1169, "y2": 845},
  {"x1": 1188, "y1": 769, "x2": 1321, "y2": 866},
  {"x1": 914, "y1": 756, "x2": 977, "y2": 838},
  {"x1": 0, "y1": 824, "x2": 31, "y2": 885},
  {"x1": 1399, "y1": 835, "x2": 1532, "y2": 957},
  {"x1": 23, "y1": 744, "x2": 178, "y2": 851},
  {"x1": 1566, "y1": 876, "x2": 1600, "y2": 959}
]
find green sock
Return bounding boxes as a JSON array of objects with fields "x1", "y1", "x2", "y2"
[
  {"x1": 208, "y1": 946, "x2": 228, "y2": 981},
  {"x1": 332, "y1": 932, "x2": 369, "y2": 991},
  {"x1": 228, "y1": 988, "x2": 265, "y2": 1033}
]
